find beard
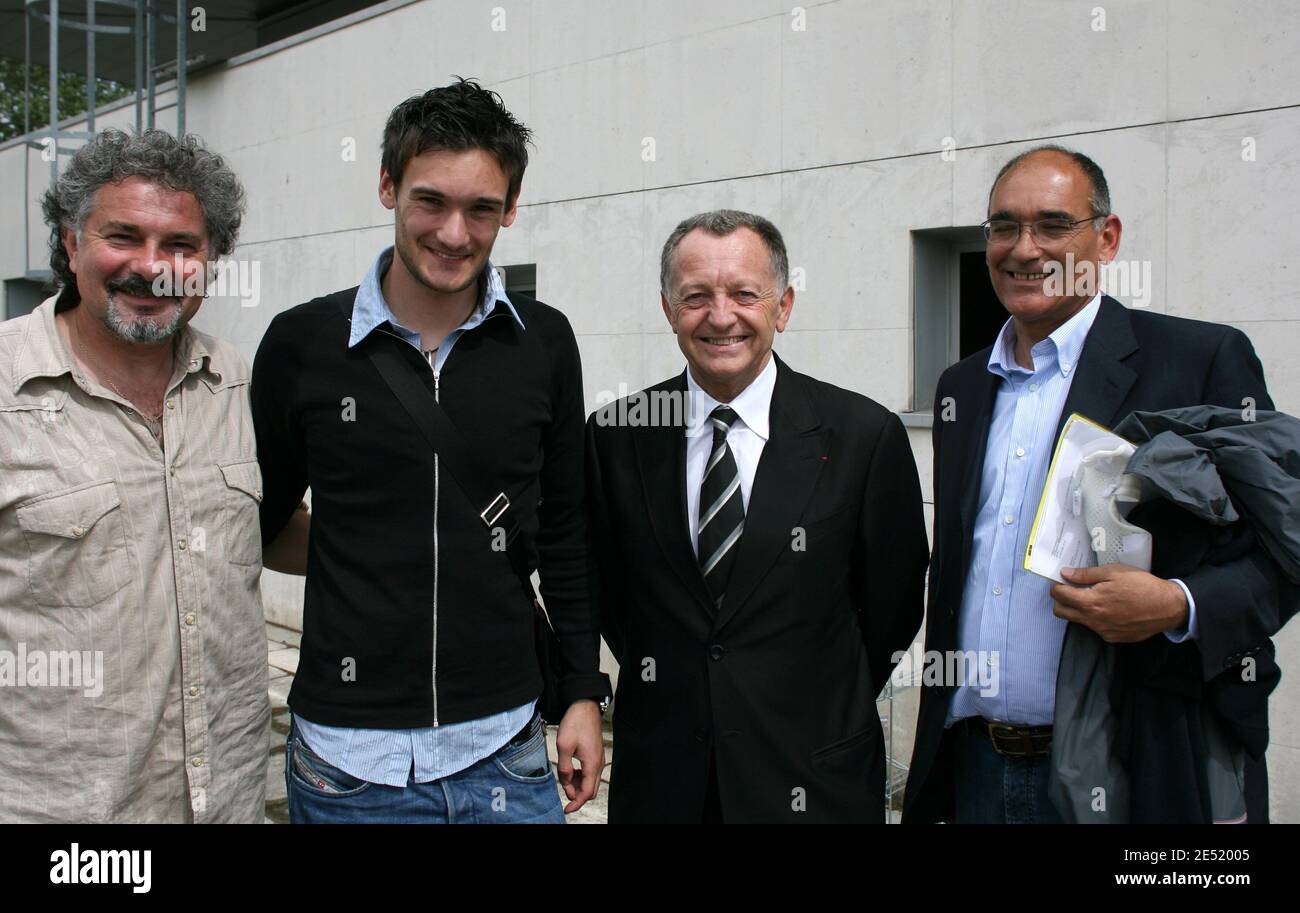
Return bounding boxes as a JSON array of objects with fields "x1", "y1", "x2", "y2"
[
  {"x1": 102, "y1": 275, "x2": 186, "y2": 343},
  {"x1": 393, "y1": 219, "x2": 484, "y2": 297}
]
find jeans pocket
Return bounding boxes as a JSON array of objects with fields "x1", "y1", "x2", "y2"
[
  {"x1": 493, "y1": 723, "x2": 553, "y2": 784},
  {"x1": 288, "y1": 736, "x2": 371, "y2": 797}
]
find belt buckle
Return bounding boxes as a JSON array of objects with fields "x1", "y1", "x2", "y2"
[
  {"x1": 481, "y1": 492, "x2": 510, "y2": 528},
  {"x1": 987, "y1": 722, "x2": 1033, "y2": 760}
]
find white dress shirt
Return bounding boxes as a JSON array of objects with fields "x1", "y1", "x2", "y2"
[{"x1": 684, "y1": 355, "x2": 778, "y2": 556}]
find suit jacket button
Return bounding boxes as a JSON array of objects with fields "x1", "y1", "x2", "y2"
[
  {"x1": 709, "y1": 644, "x2": 725, "y2": 661},
  {"x1": 694, "y1": 730, "x2": 706, "y2": 743}
]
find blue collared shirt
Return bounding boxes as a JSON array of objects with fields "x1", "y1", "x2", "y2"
[
  {"x1": 947, "y1": 294, "x2": 1197, "y2": 727},
  {"x1": 948, "y1": 296, "x2": 1101, "y2": 726},
  {"x1": 295, "y1": 246, "x2": 534, "y2": 786},
  {"x1": 346, "y1": 246, "x2": 525, "y2": 360}
]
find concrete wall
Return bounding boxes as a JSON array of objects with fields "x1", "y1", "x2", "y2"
[{"x1": 3, "y1": 0, "x2": 1297, "y2": 820}]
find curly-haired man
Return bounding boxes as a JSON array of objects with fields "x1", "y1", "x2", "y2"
[{"x1": 0, "y1": 128, "x2": 270, "y2": 822}]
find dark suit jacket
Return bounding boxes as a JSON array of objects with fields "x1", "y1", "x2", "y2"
[
  {"x1": 586, "y1": 355, "x2": 928, "y2": 823},
  {"x1": 903, "y1": 296, "x2": 1295, "y2": 823}
]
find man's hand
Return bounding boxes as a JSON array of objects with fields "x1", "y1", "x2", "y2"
[
  {"x1": 1052, "y1": 563, "x2": 1188, "y2": 643},
  {"x1": 554, "y1": 699, "x2": 605, "y2": 814}
]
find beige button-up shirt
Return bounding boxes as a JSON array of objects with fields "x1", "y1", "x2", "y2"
[{"x1": 0, "y1": 292, "x2": 269, "y2": 823}]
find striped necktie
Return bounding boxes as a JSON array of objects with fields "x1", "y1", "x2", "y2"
[{"x1": 698, "y1": 405, "x2": 745, "y2": 611}]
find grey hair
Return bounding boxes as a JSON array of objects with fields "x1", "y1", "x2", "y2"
[
  {"x1": 41, "y1": 128, "x2": 246, "y2": 288},
  {"x1": 659, "y1": 209, "x2": 790, "y2": 295},
  {"x1": 988, "y1": 144, "x2": 1112, "y2": 225}
]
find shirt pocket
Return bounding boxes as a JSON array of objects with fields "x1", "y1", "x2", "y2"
[
  {"x1": 15, "y1": 480, "x2": 130, "y2": 608},
  {"x1": 218, "y1": 460, "x2": 263, "y2": 567}
]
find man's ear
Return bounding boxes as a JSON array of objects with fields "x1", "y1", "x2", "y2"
[
  {"x1": 774, "y1": 285, "x2": 795, "y2": 333},
  {"x1": 378, "y1": 169, "x2": 398, "y2": 210},
  {"x1": 61, "y1": 225, "x2": 79, "y2": 275},
  {"x1": 501, "y1": 185, "x2": 521, "y2": 228},
  {"x1": 1099, "y1": 213, "x2": 1123, "y2": 263}
]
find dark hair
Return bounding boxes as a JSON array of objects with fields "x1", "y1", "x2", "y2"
[
  {"x1": 381, "y1": 77, "x2": 532, "y2": 201},
  {"x1": 988, "y1": 144, "x2": 1112, "y2": 221},
  {"x1": 41, "y1": 128, "x2": 245, "y2": 289},
  {"x1": 660, "y1": 209, "x2": 790, "y2": 294}
]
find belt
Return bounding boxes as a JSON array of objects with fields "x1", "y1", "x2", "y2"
[{"x1": 959, "y1": 717, "x2": 1053, "y2": 761}]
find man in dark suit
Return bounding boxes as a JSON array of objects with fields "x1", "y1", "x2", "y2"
[
  {"x1": 903, "y1": 146, "x2": 1293, "y2": 823},
  {"x1": 586, "y1": 209, "x2": 928, "y2": 823}
]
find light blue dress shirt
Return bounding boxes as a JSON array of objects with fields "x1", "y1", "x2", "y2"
[
  {"x1": 947, "y1": 294, "x2": 1198, "y2": 727},
  {"x1": 294, "y1": 246, "x2": 534, "y2": 786}
]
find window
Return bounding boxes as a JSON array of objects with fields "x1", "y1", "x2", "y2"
[
  {"x1": 496, "y1": 263, "x2": 536, "y2": 298},
  {"x1": 908, "y1": 228, "x2": 1001, "y2": 423},
  {"x1": 4, "y1": 278, "x2": 51, "y2": 321}
]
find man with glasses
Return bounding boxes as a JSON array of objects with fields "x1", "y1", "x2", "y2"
[{"x1": 903, "y1": 145, "x2": 1291, "y2": 823}]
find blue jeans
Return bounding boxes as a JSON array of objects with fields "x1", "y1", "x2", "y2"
[
  {"x1": 953, "y1": 725, "x2": 1063, "y2": 824},
  {"x1": 285, "y1": 712, "x2": 566, "y2": 824}
]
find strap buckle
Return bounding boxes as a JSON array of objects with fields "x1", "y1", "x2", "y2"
[{"x1": 481, "y1": 492, "x2": 510, "y2": 528}]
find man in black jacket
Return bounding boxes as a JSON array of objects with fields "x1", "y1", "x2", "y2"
[
  {"x1": 252, "y1": 79, "x2": 610, "y2": 824},
  {"x1": 586, "y1": 210, "x2": 928, "y2": 823},
  {"x1": 903, "y1": 145, "x2": 1293, "y2": 823}
]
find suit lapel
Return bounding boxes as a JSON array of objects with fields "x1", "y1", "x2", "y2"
[
  {"x1": 957, "y1": 367, "x2": 1001, "y2": 562},
  {"x1": 1053, "y1": 296, "x2": 1139, "y2": 440},
  {"x1": 633, "y1": 372, "x2": 716, "y2": 617},
  {"x1": 714, "y1": 358, "x2": 827, "y2": 633}
]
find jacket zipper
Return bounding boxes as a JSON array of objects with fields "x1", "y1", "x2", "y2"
[
  {"x1": 430, "y1": 357, "x2": 440, "y2": 728},
  {"x1": 381, "y1": 325, "x2": 442, "y2": 726},
  {"x1": 378, "y1": 309, "x2": 509, "y2": 727}
]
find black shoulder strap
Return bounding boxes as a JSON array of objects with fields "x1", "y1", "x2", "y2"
[{"x1": 365, "y1": 337, "x2": 534, "y2": 595}]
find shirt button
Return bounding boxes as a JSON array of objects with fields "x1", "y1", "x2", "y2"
[
  {"x1": 1029, "y1": 383, "x2": 1039, "y2": 392},
  {"x1": 184, "y1": 613, "x2": 196, "y2": 626},
  {"x1": 988, "y1": 655, "x2": 999, "y2": 666},
  {"x1": 1003, "y1": 514, "x2": 1014, "y2": 525},
  {"x1": 71, "y1": 526, "x2": 85, "y2": 537},
  {"x1": 178, "y1": 537, "x2": 188, "y2": 550},
  {"x1": 992, "y1": 585, "x2": 1003, "y2": 596},
  {"x1": 1016, "y1": 447, "x2": 1026, "y2": 458},
  {"x1": 166, "y1": 399, "x2": 176, "y2": 410},
  {"x1": 191, "y1": 757, "x2": 204, "y2": 767},
  {"x1": 189, "y1": 685, "x2": 200, "y2": 697}
]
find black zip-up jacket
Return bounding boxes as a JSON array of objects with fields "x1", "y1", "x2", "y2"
[{"x1": 251, "y1": 286, "x2": 610, "y2": 728}]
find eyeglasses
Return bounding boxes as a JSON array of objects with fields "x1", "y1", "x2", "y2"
[{"x1": 981, "y1": 216, "x2": 1103, "y2": 246}]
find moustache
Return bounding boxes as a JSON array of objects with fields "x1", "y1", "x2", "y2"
[{"x1": 106, "y1": 274, "x2": 178, "y2": 301}]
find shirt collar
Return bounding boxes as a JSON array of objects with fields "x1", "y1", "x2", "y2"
[
  {"x1": 986, "y1": 293, "x2": 1102, "y2": 381},
  {"x1": 13, "y1": 288, "x2": 223, "y2": 395},
  {"x1": 684, "y1": 353, "x2": 777, "y2": 441},
  {"x1": 347, "y1": 246, "x2": 523, "y2": 349}
]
